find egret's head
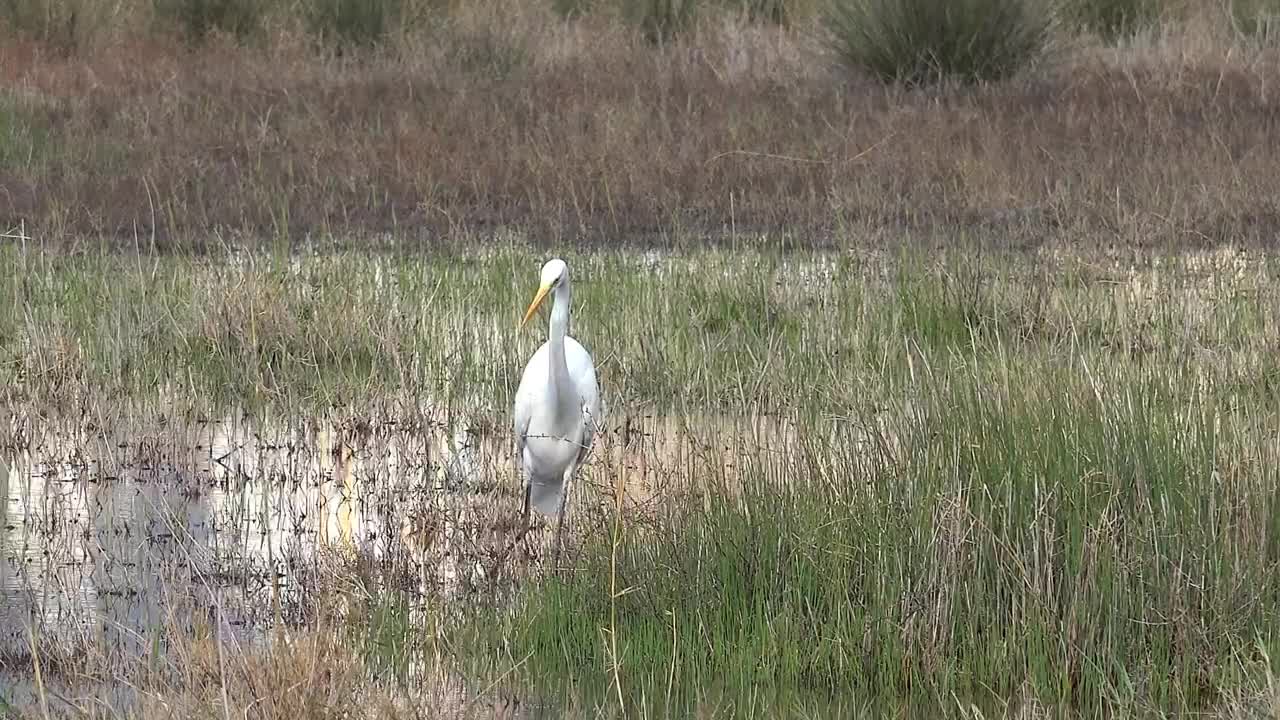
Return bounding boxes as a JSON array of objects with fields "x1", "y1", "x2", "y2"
[
  {"x1": 520, "y1": 258, "x2": 569, "y2": 328},
  {"x1": 540, "y1": 258, "x2": 568, "y2": 287}
]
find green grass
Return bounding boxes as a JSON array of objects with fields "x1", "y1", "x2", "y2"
[
  {"x1": 0, "y1": 245, "x2": 852, "y2": 416},
  {"x1": 453, "y1": 320, "x2": 1280, "y2": 716},
  {"x1": 3, "y1": 243, "x2": 1280, "y2": 717},
  {"x1": 4, "y1": 243, "x2": 1279, "y2": 415},
  {"x1": 1059, "y1": 0, "x2": 1162, "y2": 42},
  {"x1": 0, "y1": 95, "x2": 51, "y2": 174}
]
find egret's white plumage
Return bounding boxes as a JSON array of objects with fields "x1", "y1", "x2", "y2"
[{"x1": 513, "y1": 259, "x2": 603, "y2": 557}]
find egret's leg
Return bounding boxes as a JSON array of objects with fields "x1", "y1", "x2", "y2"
[
  {"x1": 488, "y1": 479, "x2": 533, "y2": 584},
  {"x1": 551, "y1": 465, "x2": 576, "y2": 567},
  {"x1": 521, "y1": 482, "x2": 531, "y2": 531},
  {"x1": 516, "y1": 455, "x2": 534, "y2": 557}
]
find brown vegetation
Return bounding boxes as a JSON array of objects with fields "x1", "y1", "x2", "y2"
[
  {"x1": 1, "y1": 0, "x2": 1278, "y2": 250},
  {"x1": 0, "y1": 610, "x2": 514, "y2": 719}
]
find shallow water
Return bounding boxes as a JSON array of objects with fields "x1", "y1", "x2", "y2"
[
  {"x1": 0, "y1": 411, "x2": 489, "y2": 661},
  {"x1": 0, "y1": 408, "x2": 843, "y2": 664}
]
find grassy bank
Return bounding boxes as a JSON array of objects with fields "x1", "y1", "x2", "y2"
[
  {"x1": 6, "y1": 241, "x2": 1280, "y2": 420},
  {"x1": 2, "y1": 0, "x2": 1280, "y2": 249},
  {"x1": 2, "y1": 244, "x2": 1279, "y2": 717},
  {"x1": 466, "y1": 338, "x2": 1280, "y2": 716}
]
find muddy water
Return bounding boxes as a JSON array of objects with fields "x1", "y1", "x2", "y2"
[
  {"x1": 0, "y1": 409, "x2": 848, "y2": 669},
  {"x1": 0, "y1": 411, "x2": 505, "y2": 663}
]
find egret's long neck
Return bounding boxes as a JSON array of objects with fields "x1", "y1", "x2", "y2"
[{"x1": 546, "y1": 281, "x2": 573, "y2": 398}]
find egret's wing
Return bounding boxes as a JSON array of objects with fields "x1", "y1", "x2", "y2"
[
  {"x1": 512, "y1": 347, "x2": 544, "y2": 462},
  {"x1": 579, "y1": 389, "x2": 607, "y2": 476},
  {"x1": 564, "y1": 336, "x2": 604, "y2": 462},
  {"x1": 513, "y1": 394, "x2": 531, "y2": 459},
  {"x1": 580, "y1": 375, "x2": 604, "y2": 436}
]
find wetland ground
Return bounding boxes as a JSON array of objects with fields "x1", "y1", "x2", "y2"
[
  {"x1": 3, "y1": 0, "x2": 1280, "y2": 716},
  {"x1": 1, "y1": 244, "x2": 1279, "y2": 718}
]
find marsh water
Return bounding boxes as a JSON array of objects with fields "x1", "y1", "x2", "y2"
[
  {"x1": 0, "y1": 412, "x2": 443, "y2": 655},
  {"x1": 0, "y1": 406, "x2": 831, "y2": 711}
]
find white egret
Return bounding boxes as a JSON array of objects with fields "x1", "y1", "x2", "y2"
[{"x1": 512, "y1": 258, "x2": 603, "y2": 562}]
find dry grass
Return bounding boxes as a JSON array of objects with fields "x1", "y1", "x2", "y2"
[
  {"x1": 0, "y1": 0, "x2": 1278, "y2": 249},
  {"x1": 0, "y1": 613, "x2": 519, "y2": 719}
]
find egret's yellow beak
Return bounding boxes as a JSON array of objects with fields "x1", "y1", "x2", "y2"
[{"x1": 520, "y1": 281, "x2": 553, "y2": 329}]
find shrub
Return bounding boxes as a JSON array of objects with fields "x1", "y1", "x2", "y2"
[
  {"x1": 0, "y1": 96, "x2": 50, "y2": 172},
  {"x1": 152, "y1": 0, "x2": 264, "y2": 43},
  {"x1": 305, "y1": 0, "x2": 404, "y2": 50},
  {"x1": 726, "y1": 0, "x2": 806, "y2": 25},
  {"x1": 550, "y1": 0, "x2": 598, "y2": 19},
  {"x1": 0, "y1": 0, "x2": 96, "y2": 53},
  {"x1": 552, "y1": 0, "x2": 701, "y2": 39},
  {"x1": 826, "y1": 0, "x2": 1050, "y2": 86},
  {"x1": 1231, "y1": 0, "x2": 1280, "y2": 41},
  {"x1": 1057, "y1": 0, "x2": 1161, "y2": 42},
  {"x1": 623, "y1": 0, "x2": 699, "y2": 44}
]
